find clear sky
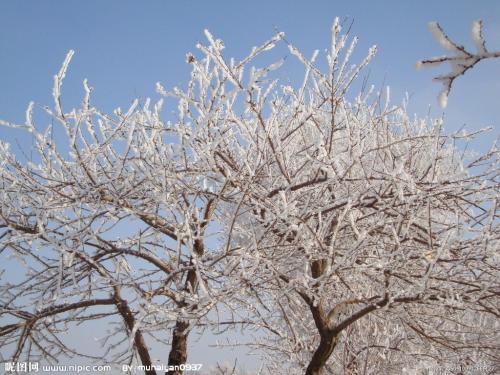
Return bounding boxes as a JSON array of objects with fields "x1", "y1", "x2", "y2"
[{"x1": 1, "y1": 0, "x2": 499, "y2": 373}]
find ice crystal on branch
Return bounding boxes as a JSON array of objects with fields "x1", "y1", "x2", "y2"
[{"x1": 418, "y1": 20, "x2": 500, "y2": 108}]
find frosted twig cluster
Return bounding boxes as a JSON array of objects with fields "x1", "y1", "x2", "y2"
[{"x1": 418, "y1": 20, "x2": 500, "y2": 108}]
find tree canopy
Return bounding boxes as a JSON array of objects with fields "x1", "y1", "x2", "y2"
[{"x1": 1, "y1": 18, "x2": 499, "y2": 375}]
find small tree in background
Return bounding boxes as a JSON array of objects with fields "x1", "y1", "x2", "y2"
[{"x1": 1, "y1": 18, "x2": 499, "y2": 375}]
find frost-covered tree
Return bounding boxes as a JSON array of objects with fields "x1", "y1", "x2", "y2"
[
  {"x1": 1, "y1": 18, "x2": 499, "y2": 375},
  {"x1": 215, "y1": 19, "x2": 499, "y2": 375},
  {"x1": 0, "y1": 42, "x2": 265, "y2": 375}
]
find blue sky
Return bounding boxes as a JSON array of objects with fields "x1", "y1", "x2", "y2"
[{"x1": 1, "y1": 0, "x2": 499, "y2": 372}]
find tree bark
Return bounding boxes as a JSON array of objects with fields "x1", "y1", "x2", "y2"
[
  {"x1": 166, "y1": 266, "x2": 198, "y2": 375},
  {"x1": 311, "y1": 259, "x2": 326, "y2": 279},
  {"x1": 305, "y1": 332, "x2": 338, "y2": 375},
  {"x1": 301, "y1": 292, "x2": 338, "y2": 375},
  {"x1": 115, "y1": 297, "x2": 157, "y2": 375},
  {"x1": 166, "y1": 207, "x2": 211, "y2": 375},
  {"x1": 166, "y1": 320, "x2": 189, "y2": 375}
]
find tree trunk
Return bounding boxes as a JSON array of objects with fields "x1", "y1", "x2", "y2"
[
  {"x1": 166, "y1": 233, "x2": 205, "y2": 375},
  {"x1": 305, "y1": 332, "x2": 338, "y2": 375},
  {"x1": 114, "y1": 296, "x2": 157, "y2": 375},
  {"x1": 166, "y1": 320, "x2": 189, "y2": 375}
]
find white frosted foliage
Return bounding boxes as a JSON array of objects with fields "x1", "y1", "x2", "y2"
[{"x1": 0, "y1": 18, "x2": 498, "y2": 375}]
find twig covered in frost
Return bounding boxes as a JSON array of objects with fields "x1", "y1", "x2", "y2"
[{"x1": 417, "y1": 20, "x2": 500, "y2": 107}]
